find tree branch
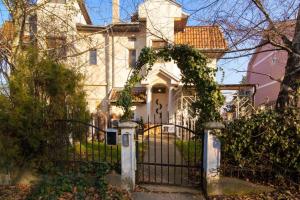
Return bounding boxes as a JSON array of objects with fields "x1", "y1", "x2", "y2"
[
  {"x1": 234, "y1": 69, "x2": 282, "y2": 83},
  {"x1": 251, "y1": 0, "x2": 293, "y2": 47}
]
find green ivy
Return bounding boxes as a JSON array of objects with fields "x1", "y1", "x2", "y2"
[
  {"x1": 219, "y1": 108, "x2": 300, "y2": 172},
  {"x1": 116, "y1": 45, "x2": 224, "y2": 127},
  {"x1": 27, "y1": 163, "x2": 110, "y2": 200}
]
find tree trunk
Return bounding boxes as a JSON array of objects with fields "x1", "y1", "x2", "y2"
[
  {"x1": 276, "y1": 9, "x2": 300, "y2": 109},
  {"x1": 276, "y1": 52, "x2": 300, "y2": 108}
]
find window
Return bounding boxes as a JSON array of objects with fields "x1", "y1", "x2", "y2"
[
  {"x1": 128, "y1": 49, "x2": 136, "y2": 67},
  {"x1": 152, "y1": 40, "x2": 168, "y2": 49},
  {"x1": 46, "y1": 37, "x2": 67, "y2": 58},
  {"x1": 152, "y1": 86, "x2": 166, "y2": 94},
  {"x1": 25, "y1": 15, "x2": 37, "y2": 37},
  {"x1": 272, "y1": 56, "x2": 278, "y2": 64},
  {"x1": 89, "y1": 49, "x2": 97, "y2": 65},
  {"x1": 128, "y1": 37, "x2": 136, "y2": 41},
  {"x1": 49, "y1": 0, "x2": 66, "y2": 3}
]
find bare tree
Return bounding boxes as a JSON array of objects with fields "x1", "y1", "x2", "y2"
[
  {"x1": 189, "y1": 0, "x2": 300, "y2": 108},
  {"x1": 6, "y1": 0, "x2": 297, "y2": 109}
]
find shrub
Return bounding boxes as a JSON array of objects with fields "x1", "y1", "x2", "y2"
[
  {"x1": 219, "y1": 108, "x2": 300, "y2": 172},
  {"x1": 0, "y1": 49, "x2": 90, "y2": 172}
]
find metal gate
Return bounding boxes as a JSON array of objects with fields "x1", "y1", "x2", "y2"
[
  {"x1": 50, "y1": 119, "x2": 121, "y2": 171},
  {"x1": 136, "y1": 114, "x2": 204, "y2": 188}
]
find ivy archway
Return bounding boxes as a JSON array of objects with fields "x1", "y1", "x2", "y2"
[{"x1": 116, "y1": 45, "x2": 224, "y2": 129}]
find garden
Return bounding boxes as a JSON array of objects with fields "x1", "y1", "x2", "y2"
[
  {"x1": 0, "y1": 49, "x2": 128, "y2": 199},
  {"x1": 0, "y1": 45, "x2": 299, "y2": 199},
  {"x1": 116, "y1": 44, "x2": 300, "y2": 199}
]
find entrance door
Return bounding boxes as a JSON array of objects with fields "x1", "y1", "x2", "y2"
[
  {"x1": 151, "y1": 85, "x2": 168, "y2": 123},
  {"x1": 152, "y1": 93, "x2": 168, "y2": 123}
]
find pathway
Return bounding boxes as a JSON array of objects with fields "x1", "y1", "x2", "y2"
[
  {"x1": 137, "y1": 133, "x2": 198, "y2": 185},
  {"x1": 132, "y1": 185, "x2": 205, "y2": 200}
]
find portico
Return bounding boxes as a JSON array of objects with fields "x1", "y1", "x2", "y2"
[{"x1": 141, "y1": 68, "x2": 180, "y2": 123}]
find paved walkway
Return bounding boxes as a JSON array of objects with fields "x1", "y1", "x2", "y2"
[
  {"x1": 137, "y1": 133, "x2": 199, "y2": 185},
  {"x1": 132, "y1": 185, "x2": 205, "y2": 200},
  {"x1": 133, "y1": 192, "x2": 203, "y2": 200}
]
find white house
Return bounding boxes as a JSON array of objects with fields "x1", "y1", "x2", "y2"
[{"x1": 1, "y1": 0, "x2": 227, "y2": 125}]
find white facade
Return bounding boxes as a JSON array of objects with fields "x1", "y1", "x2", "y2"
[{"x1": 32, "y1": 0, "x2": 226, "y2": 123}]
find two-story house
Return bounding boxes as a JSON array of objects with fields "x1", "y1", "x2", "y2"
[{"x1": 1, "y1": 0, "x2": 227, "y2": 124}]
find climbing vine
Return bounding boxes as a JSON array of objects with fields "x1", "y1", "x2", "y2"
[{"x1": 116, "y1": 45, "x2": 224, "y2": 128}]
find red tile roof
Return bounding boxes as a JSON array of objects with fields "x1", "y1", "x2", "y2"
[{"x1": 175, "y1": 26, "x2": 227, "y2": 57}]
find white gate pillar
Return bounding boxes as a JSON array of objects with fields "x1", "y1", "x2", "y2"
[
  {"x1": 203, "y1": 122, "x2": 224, "y2": 184},
  {"x1": 119, "y1": 122, "x2": 138, "y2": 191}
]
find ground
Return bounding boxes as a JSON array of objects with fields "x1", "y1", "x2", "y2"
[
  {"x1": 0, "y1": 184, "x2": 131, "y2": 200},
  {"x1": 0, "y1": 130, "x2": 297, "y2": 199},
  {"x1": 1, "y1": 182, "x2": 299, "y2": 200},
  {"x1": 138, "y1": 134, "x2": 190, "y2": 185},
  {"x1": 137, "y1": 132, "x2": 201, "y2": 186},
  {"x1": 133, "y1": 185, "x2": 204, "y2": 200},
  {"x1": 132, "y1": 192, "x2": 202, "y2": 200}
]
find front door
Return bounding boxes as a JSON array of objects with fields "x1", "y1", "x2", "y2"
[{"x1": 152, "y1": 92, "x2": 168, "y2": 124}]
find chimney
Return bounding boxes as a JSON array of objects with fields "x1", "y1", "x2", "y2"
[{"x1": 112, "y1": 0, "x2": 120, "y2": 24}]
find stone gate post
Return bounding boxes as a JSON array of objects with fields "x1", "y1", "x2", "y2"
[
  {"x1": 119, "y1": 121, "x2": 138, "y2": 191},
  {"x1": 203, "y1": 122, "x2": 224, "y2": 184}
]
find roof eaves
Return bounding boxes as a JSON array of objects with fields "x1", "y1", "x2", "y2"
[
  {"x1": 77, "y1": 0, "x2": 92, "y2": 25},
  {"x1": 167, "y1": 0, "x2": 182, "y2": 7},
  {"x1": 76, "y1": 23, "x2": 106, "y2": 32},
  {"x1": 158, "y1": 68, "x2": 180, "y2": 82}
]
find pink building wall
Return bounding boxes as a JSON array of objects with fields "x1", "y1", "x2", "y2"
[{"x1": 246, "y1": 43, "x2": 287, "y2": 107}]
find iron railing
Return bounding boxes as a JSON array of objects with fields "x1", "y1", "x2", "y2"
[
  {"x1": 49, "y1": 119, "x2": 121, "y2": 171},
  {"x1": 136, "y1": 113, "x2": 204, "y2": 189}
]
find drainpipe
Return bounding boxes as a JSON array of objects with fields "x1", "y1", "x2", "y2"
[
  {"x1": 105, "y1": 29, "x2": 112, "y2": 121},
  {"x1": 112, "y1": 33, "x2": 115, "y2": 88},
  {"x1": 105, "y1": 30, "x2": 111, "y2": 95}
]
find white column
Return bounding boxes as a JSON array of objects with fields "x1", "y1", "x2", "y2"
[
  {"x1": 168, "y1": 86, "x2": 174, "y2": 118},
  {"x1": 119, "y1": 122, "x2": 138, "y2": 191},
  {"x1": 203, "y1": 122, "x2": 224, "y2": 184},
  {"x1": 146, "y1": 85, "x2": 152, "y2": 118}
]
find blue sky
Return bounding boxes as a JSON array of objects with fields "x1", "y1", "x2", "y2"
[{"x1": 0, "y1": 0, "x2": 249, "y2": 84}]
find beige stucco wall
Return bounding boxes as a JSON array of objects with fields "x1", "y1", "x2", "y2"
[
  {"x1": 138, "y1": 0, "x2": 182, "y2": 43},
  {"x1": 112, "y1": 33, "x2": 140, "y2": 87},
  {"x1": 36, "y1": 0, "x2": 86, "y2": 40},
  {"x1": 34, "y1": 0, "x2": 220, "y2": 116},
  {"x1": 74, "y1": 31, "x2": 108, "y2": 112},
  {"x1": 134, "y1": 104, "x2": 147, "y2": 121}
]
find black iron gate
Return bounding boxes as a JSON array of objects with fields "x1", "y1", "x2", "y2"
[
  {"x1": 50, "y1": 119, "x2": 121, "y2": 171},
  {"x1": 136, "y1": 114, "x2": 204, "y2": 188}
]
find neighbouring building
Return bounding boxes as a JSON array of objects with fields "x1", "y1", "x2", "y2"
[
  {"x1": 0, "y1": 0, "x2": 227, "y2": 125},
  {"x1": 246, "y1": 21, "x2": 295, "y2": 108}
]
